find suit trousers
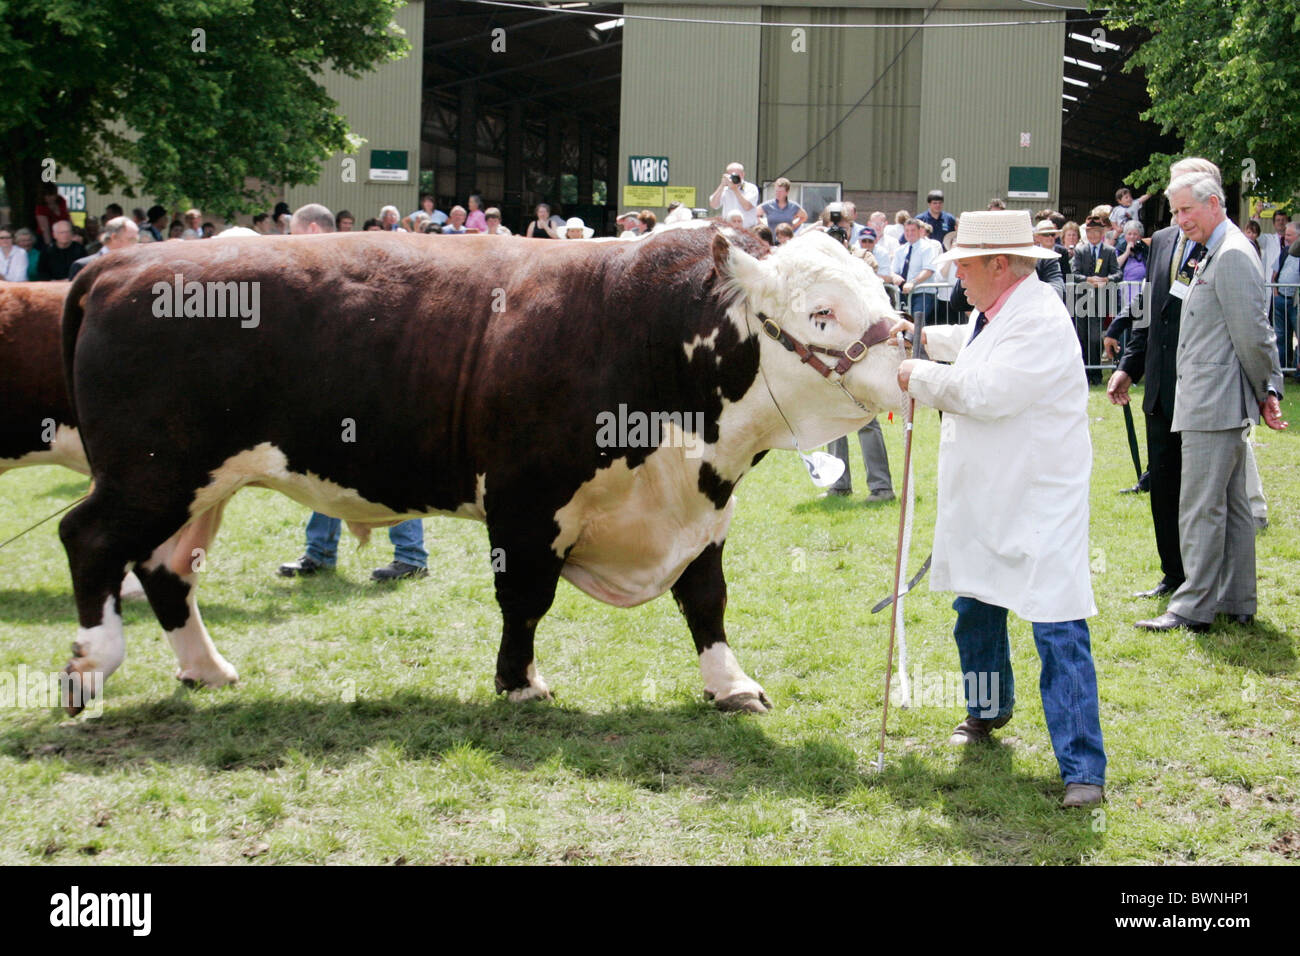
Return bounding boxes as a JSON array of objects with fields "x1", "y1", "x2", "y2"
[
  {"x1": 1168, "y1": 428, "x2": 1256, "y2": 623},
  {"x1": 828, "y1": 418, "x2": 892, "y2": 494},
  {"x1": 1145, "y1": 409, "x2": 1184, "y2": 586}
]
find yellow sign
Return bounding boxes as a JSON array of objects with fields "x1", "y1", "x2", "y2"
[
  {"x1": 623, "y1": 185, "x2": 665, "y2": 207},
  {"x1": 1249, "y1": 196, "x2": 1289, "y2": 221},
  {"x1": 665, "y1": 186, "x2": 696, "y2": 207}
]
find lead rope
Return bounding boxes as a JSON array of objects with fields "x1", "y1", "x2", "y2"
[
  {"x1": 876, "y1": 332, "x2": 916, "y2": 772},
  {"x1": 0, "y1": 492, "x2": 88, "y2": 552}
]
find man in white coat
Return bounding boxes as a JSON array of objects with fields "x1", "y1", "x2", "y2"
[{"x1": 896, "y1": 210, "x2": 1106, "y2": 808}]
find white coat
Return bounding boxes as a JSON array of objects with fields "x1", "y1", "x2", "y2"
[{"x1": 908, "y1": 273, "x2": 1096, "y2": 622}]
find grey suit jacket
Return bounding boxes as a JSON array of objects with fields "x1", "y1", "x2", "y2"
[{"x1": 1172, "y1": 221, "x2": 1284, "y2": 432}]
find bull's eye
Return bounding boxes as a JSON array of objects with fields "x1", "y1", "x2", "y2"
[{"x1": 811, "y1": 307, "x2": 833, "y2": 332}]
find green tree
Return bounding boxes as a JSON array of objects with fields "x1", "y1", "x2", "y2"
[
  {"x1": 0, "y1": 0, "x2": 408, "y2": 227},
  {"x1": 1099, "y1": 0, "x2": 1300, "y2": 198}
]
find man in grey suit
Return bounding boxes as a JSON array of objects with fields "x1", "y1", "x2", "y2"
[{"x1": 1136, "y1": 171, "x2": 1287, "y2": 632}]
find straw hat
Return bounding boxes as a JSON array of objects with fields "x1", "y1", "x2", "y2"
[
  {"x1": 563, "y1": 217, "x2": 594, "y2": 239},
  {"x1": 1033, "y1": 219, "x2": 1062, "y2": 236},
  {"x1": 935, "y1": 210, "x2": 1059, "y2": 265}
]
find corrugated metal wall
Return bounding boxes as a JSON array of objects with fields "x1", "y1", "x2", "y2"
[
  {"x1": 618, "y1": 4, "x2": 761, "y2": 214},
  {"x1": 287, "y1": 0, "x2": 425, "y2": 221},
  {"x1": 759, "y1": 6, "x2": 921, "y2": 191},
  {"x1": 918, "y1": 8, "x2": 1065, "y2": 216}
]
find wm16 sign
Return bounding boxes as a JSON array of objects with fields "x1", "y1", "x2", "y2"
[{"x1": 628, "y1": 156, "x2": 669, "y2": 187}]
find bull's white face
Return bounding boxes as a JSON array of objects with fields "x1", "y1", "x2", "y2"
[{"x1": 720, "y1": 230, "x2": 905, "y2": 449}]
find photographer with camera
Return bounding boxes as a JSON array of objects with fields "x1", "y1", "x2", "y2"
[
  {"x1": 890, "y1": 218, "x2": 938, "y2": 324},
  {"x1": 709, "y1": 162, "x2": 760, "y2": 229}
]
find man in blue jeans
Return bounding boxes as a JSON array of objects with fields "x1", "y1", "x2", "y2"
[
  {"x1": 896, "y1": 210, "x2": 1106, "y2": 808},
  {"x1": 280, "y1": 513, "x2": 428, "y2": 581},
  {"x1": 274, "y1": 201, "x2": 429, "y2": 582}
]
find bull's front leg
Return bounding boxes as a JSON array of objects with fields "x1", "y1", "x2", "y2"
[
  {"x1": 490, "y1": 531, "x2": 564, "y2": 703},
  {"x1": 671, "y1": 542, "x2": 771, "y2": 713}
]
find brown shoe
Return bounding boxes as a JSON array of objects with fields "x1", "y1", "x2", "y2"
[
  {"x1": 947, "y1": 712, "x2": 1012, "y2": 745},
  {"x1": 1062, "y1": 783, "x2": 1104, "y2": 808}
]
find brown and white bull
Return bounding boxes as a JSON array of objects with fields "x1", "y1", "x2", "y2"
[
  {"x1": 57, "y1": 225, "x2": 902, "y2": 712},
  {"x1": 1, "y1": 281, "x2": 86, "y2": 475}
]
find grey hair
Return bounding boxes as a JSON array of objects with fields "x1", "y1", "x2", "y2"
[
  {"x1": 1168, "y1": 157, "x2": 1221, "y2": 185},
  {"x1": 1006, "y1": 254, "x2": 1037, "y2": 278},
  {"x1": 101, "y1": 216, "x2": 135, "y2": 240},
  {"x1": 379, "y1": 205, "x2": 400, "y2": 219},
  {"x1": 1167, "y1": 171, "x2": 1225, "y2": 206},
  {"x1": 290, "y1": 203, "x2": 336, "y2": 233},
  {"x1": 1123, "y1": 220, "x2": 1145, "y2": 237}
]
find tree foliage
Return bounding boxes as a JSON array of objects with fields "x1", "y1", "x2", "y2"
[
  {"x1": 1099, "y1": 0, "x2": 1300, "y2": 200},
  {"x1": 0, "y1": 0, "x2": 408, "y2": 224}
]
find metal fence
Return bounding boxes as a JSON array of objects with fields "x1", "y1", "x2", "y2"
[{"x1": 890, "y1": 279, "x2": 1298, "y2": 373}]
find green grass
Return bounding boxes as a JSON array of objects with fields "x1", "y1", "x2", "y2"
[{"x1": 0, "y1": 385, "x2": 1297, "y2": 864}]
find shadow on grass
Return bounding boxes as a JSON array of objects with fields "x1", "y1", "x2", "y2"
[
  {"x1": 0, "y1": 690, "x2": 1100, "y2": 863},
  {"x1": 1192, "y1": 619, "x2": 1296, "y2": 674}
]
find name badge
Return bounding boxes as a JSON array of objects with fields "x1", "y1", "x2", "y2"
[{"x1": 1169, "y1": 277, "x2": 1191, "y2": 300}]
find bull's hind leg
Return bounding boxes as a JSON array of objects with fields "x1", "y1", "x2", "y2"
[
  {"x1": 671, "y1": 542, "x2": 771, "y2": 713},
  {"x1": 133, "y1": 503, "x2": 238, "y2": 688},
  {"x1": 57, "y1": 488, "x2": 169, "y2": 713},
  {"x1": 489, "y1": 530, "x2": 564, "y2": 703}
]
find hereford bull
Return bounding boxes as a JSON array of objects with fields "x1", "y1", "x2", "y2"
[
  {"x1": 58, "y1": 225, "x2": 903, "y2": 712},
  {"x1": 0, "y1": 281, "x2": 86, "y2": 475}
]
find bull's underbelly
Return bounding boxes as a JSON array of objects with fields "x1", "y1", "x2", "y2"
[
  {"x1": 195, "y1": 441, "x2": 736, "y2": 610},
  {"x1": 550, "y1": 448, "x2": 735, "y2": 608},
  {"x1": 0, "y1": 425, "x2": 89, "y2": 476}
]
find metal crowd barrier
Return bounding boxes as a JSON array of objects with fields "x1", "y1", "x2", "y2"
[{"x1": 891, "y1": 279, "x2": 1298, "y2": 373}]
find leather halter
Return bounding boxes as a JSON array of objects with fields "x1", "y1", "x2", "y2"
[{"x1": 756, "y1": 312, "x2": 893, "y2": 379}]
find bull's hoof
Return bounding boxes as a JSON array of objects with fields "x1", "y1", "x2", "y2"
[
  {"x1": 506, "y1": 685, "x2": 553, "y2": 703},
  {"x1": 713, "y1": 690, "x2": 772, "y2": 714},
  {"x1": 58, "y1": 664, "x2": 95, "y2": 716},
  {"x1": 174, "y1": 659, "x2": 239, "y2": 689},
  {"x1": 495, "y1": 671, "x2": 553, "y2": 703}
]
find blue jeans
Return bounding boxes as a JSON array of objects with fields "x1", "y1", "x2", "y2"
[
  {"x1": 952, "y1": 596, "x2": 1106, "y2": 786},
  {"x1": 304, "y1": 512, "x2": 427, "y2": 568},
  {"x1": 1272, "y1": 292, "x2": 1297, "y2": 369},
  {"x1": 905, "y1": 291, "x2": 935, "y2": 325}
]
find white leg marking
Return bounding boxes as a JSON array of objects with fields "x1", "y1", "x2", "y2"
[
  {"x1": 165, "y1": 578, "x2": 239, "y2": 687},
  {"x1": 69, "y1": 595, "x2": 126, "y2": 700},
  {"x1": 698, "y1": 643, "x2": 769, "y2": 709},
  {"x1": 506, "y1": 662, "x2": 551, "y2": 703}
]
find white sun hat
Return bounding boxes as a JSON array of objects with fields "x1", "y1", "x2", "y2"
[
  {"x1": 563, "y1": 216, "x2": 594, "y2": 239},
  {"x1": 935, "y1": 210, "x2": 1060, "y2": 265}
]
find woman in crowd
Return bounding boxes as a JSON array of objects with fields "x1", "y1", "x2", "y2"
[
  {"x1": 1061, "y1": 220, "x2": 1082, "y2": 259},
  {"x1": 0, "y1": 226, "x2": 29, "y2": 281},
  {"x1": 525, "y1": 203, "x2": 560, "y2": 238},
  {"x1": 1116, "y1": 219, "x2": 1149, "y2": 311},
  {"x1": 465, "y1": 195, "x2": 487, "y2": 233}
]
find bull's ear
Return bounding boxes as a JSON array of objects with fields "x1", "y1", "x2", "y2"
[{"x1": 712, "y1": 232, "x2": 770, "y2": 296}]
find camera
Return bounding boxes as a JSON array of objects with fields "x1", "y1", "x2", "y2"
[
  {"x1": 729, "y1": 173, "x2": 741, "y2": 184},
  {"x1": 825, "y1": 202, "x2": 848, "y2": 246}
]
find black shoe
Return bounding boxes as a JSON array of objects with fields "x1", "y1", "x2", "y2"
[
  {"x1": 370, "y1": 561, "x2": 429, "y2": 581},
  {"x1": 279, "y1": 555, "x2": 330, "y2": 577},
  {"x1": 818, "y1": 489, "x2": 852, "y2": 498},
  {"x1": 1220, "y1": 613, "x2": 1255, "y2": 626},
  {"x1": 1118, "y1": 482, "x2": 1147, "y2": 494},
  {"x1": 1132, "y1": 580, "x2": 1179, "y2": 598},
  {"x1": 1135, "y1": 611, "x2": 1209, "y2": 633}
]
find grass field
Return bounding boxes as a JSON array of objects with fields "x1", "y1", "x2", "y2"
[{"x1": 1, "y1": 385, "x2": 1297, "y2": 865}]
